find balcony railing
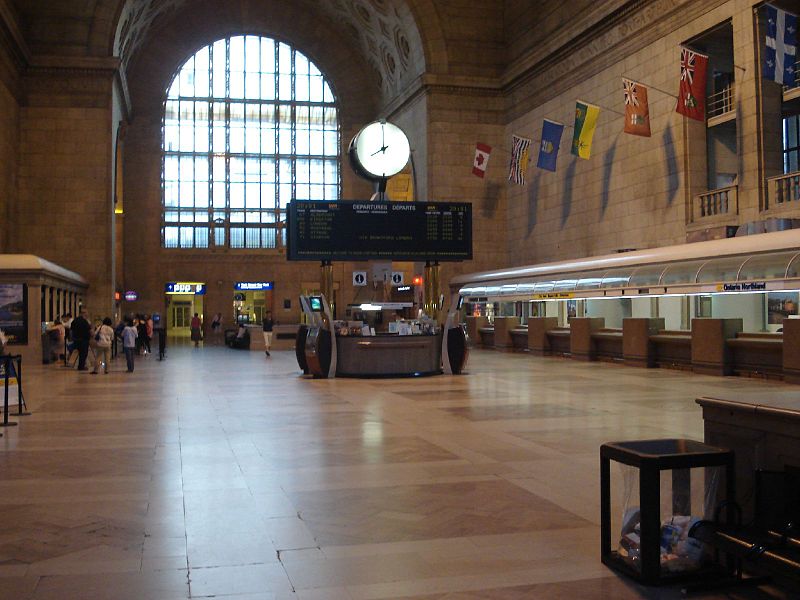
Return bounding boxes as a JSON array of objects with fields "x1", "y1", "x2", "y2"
[
  {"x1": 706, "y1": 84, "x2": 735, "y2": 125},
  {"x1": 766, "y1": 171, "x2": 800, "y2": 211},
  {"x1": 692, "y1": 185, "x2": 737, "y2": 222}
]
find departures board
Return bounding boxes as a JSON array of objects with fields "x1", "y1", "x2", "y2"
[{"x1": 286, "y1": 200, "x2": 473, "y2": 262}]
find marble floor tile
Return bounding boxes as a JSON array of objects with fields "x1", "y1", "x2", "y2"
[{"x1": 0, "y1": 346, "x2": 794, "y2": 598}]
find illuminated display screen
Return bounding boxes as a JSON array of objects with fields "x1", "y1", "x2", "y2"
[{"x1": 287, "y1": 201, "x2": 472, "y2": 261}]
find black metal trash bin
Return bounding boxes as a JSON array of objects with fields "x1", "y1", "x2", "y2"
[{"x1": 600, "y1": 439, "x2": 735, "y2": 585}]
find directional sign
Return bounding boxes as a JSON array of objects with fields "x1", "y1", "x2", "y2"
[
  {"x1": 391, "y1": 272, "x2": 404, "y2": 286},
  {"x1": 353, "y1": 271, "x2": 367, "y2": 286}
]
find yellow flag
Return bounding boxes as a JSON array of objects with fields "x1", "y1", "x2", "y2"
[{"x1": 571, "y1": 100, "x2": 600, "y2": 159}]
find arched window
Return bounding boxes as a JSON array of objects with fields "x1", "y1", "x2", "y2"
[{"x1": 162, "y1": 35, "x2": 339, "y2": 249}]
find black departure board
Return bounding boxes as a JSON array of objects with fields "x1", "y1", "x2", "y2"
[{"x1": 287, "y1": 200, "x2": 472, "y2": 261}]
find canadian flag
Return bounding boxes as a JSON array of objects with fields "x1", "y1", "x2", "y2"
[{"x1": 472, "y1": 143, "x2": 492, "y2": 178}]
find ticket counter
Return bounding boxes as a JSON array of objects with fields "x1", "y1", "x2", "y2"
[{"x1": 336, "y1": 332, "x2": 442, "y2": 377}]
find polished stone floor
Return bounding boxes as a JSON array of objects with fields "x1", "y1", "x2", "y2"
[{"x1": 0, "y1": 344, "x2": 795, "y2": 599}]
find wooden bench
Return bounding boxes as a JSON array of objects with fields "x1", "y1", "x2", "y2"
[
  {"x1": 650, "y1": 330, "x2": 692, "y2": 370},
  {"x1": 727, "y1": 333, "x2": 783, "y2": 379},
  {"x1": 478, "y1": 326, "x2": 495, "y2": 348},
  {"x1": 510, "y1": 327, "x2": 528, "y2": 351},
  {"x1": 546, "y1": 327, "x2": 571, "y2": 356},
  {"x1": 591, "y1": 328, "x2": 623, "y2": 362}
]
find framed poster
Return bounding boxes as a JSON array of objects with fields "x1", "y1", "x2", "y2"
[
  {"x1": 767, "y1": 291, "x2": 799, "y2": 325},
  {"x1": 0, "y1": 284, "x2": 27, "y2": 344}
]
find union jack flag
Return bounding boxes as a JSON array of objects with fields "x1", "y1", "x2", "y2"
[
  {"x1": 623, "y1": 79, "x2": 639, "y2": 106},
  {"x1": 680, "y1": 49, "x2": 696, "y2": 84}
]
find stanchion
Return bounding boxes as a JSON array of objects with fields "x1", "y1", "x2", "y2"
[
  {"x1": 14, "y1": 356, "x2": 30, "y2": 417},
  {"x1": 1, "y1": 355, "x2": 17, "y2": 428}
]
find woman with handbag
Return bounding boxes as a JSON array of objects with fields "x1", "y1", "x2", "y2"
[{"x1": 92, "y1": 318, "x2": 115, "y2": 374}]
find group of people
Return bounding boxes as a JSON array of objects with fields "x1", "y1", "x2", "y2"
[{"x1": 47, "y1": 310, "x2": 157, "y2": 374}]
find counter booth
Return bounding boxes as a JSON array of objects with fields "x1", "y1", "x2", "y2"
[
  {"x1": 296, "y1": 294, "x2": 468, "y2": 378},
  {"x1": 0, "y1": 255, "x2": 88, "y2": 365},
  {"x1": 454, "y1": 229, "x2": 800, "y2": 381}
]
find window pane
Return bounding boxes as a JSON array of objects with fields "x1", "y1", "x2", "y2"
[{"x1": 163, "y1": 34, "x2": 340, "y2": 249}]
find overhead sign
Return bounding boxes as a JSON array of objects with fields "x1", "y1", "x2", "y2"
[
  {"x1": 165, "y1": 282, "x2": 206, "y2": 295},
  {"x1": 533, "y1": 292, "x2": 574, "y2": 300},
  {"x1": 391, "y1": 272, "x2": 404, "y2": 286},
  {"x1": 234, "y1": 282, "x2": 273, "y2": 291},
  {"x1": 286, "y1": 200, "x2": 473, "y2": 261},
  {"x1": 717, "y1": 282, "x2": 767, "y2": 292},
  {"x1": 124, "y1": 291, "x2": 138, "y2": 302},
  {"x1": 353, "y1": 271, "x2": 367, "y2": 286}
]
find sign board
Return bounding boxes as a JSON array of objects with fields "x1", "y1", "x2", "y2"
[
  {"x1": 234, "y1": 282, "x2": 274, "y2": 291},
  {"x1": 124, "y1": 291, "x2": 138, "y2": 302},
  {"x1": 165, "y1": 282, "x2": 206, "y2": 295},
  {"x1": 0, "y1": 284, "x2": 27, "y2": 344},
  {"x1": 353, "y1": 271, "x2": 367, "y2": 286},
  {"x1": 532, "y1": 292, "x2": 574, "y2": 300},
  {"x1": 391, "y1": 272, "x2": 404, "y2": 286},
  {"x1": 716, "y1": 282, "x2": 767, "y2": 292},
  {"x1": 286, "y1": 200, "x2": 473, "y2": 261},
  {"x1": 372, "y1": 262, "x2": 391, "y2": 283}
]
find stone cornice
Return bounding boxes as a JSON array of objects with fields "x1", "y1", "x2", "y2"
[
  {"x1": 382, "y1": 0, "x2": 730, "y2": 123},
  {"x1": 504, "y1": 0, "x2": 729, "y2": 121},
  {"x1": 27, "y1": 55, "x2": 121, "y2": 77}
]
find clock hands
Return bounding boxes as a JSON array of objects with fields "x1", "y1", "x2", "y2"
[{"x1": 370, "y1": 145, "x2": 388, "y2": 156}]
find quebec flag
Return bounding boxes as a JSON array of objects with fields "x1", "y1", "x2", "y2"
[{"x1": 765, "y1": 5, "x2": 797, "y2": 86}]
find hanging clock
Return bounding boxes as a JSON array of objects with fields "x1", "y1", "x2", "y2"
[{"x1": 348, "y1": 120, "x2": 411, "y2": 181}]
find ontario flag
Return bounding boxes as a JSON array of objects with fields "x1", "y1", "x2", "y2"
[
  {"x1": 472, "y1": 143, "x2": 492, "y2": 178},
  {"x1": 623, "y1": 78, "x2": 651, "y2": 137},
  {"x1": 676, "y1": 47, "x2": 708, "y2": 122}
]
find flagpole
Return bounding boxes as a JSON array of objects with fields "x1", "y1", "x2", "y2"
[{"x1": 623, "y1": 76, "x2": 678, "y2": 99}]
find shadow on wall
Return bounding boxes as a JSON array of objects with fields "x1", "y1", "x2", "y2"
[
  {"x1": 601, "y1": 138, "x2": 618, "y2": 216},
  {"x1": 561, "y1": 159, "x2": 577, "y2": 228},
  {"x1": 527, "y1": 172, "x2": 540, "y2": 236},
  {"x1": 481, "y1": 181, "x2": 502, "y2": 219},
  {"x1": 663, "y1": 125, "x2": 679, "y2": 206}
]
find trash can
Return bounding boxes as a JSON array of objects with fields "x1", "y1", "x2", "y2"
[{"x1": 600, "y1": 439, "x2": 735, "y2": 585}]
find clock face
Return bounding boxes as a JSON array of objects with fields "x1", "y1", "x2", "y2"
[{"x1": 351, "y1": 121, "x2": 410, "y2": 179}]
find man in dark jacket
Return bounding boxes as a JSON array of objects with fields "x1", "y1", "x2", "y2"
[{"x1": 70, "y1": 308, "x2": 92, "y2": 371}]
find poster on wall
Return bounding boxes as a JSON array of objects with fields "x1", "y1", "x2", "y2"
[
  {"x1": 767, "y1": 291, "x2": 799, "y2": 325},
  {"x1": 0, "y1": 284, "x2": 27, "y2": 344}
]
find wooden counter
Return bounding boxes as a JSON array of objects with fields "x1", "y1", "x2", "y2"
[
  {"x1": 336, "y1": 333, "x2": 442, "y2": 377},
  {"x1": 697, "y1": 392, "x2": 800, "y2": 521}
]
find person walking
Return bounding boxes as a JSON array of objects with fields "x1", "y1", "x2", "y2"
[
  {"x1": 190, "y1": 313, "x2": 202, "y2": 347},
  {"x1": 92, "y1": 318, "x2": 114, "y2": 374},
  {"x1": 122, "y1": 319, "x2": 137, "y2": 372},
  {"x1": 262, "y1": 310, "x2": 274, "y2": 357},
  {"x1": 145, "y1": 315, "x2": 154, "y2": 353},
  {"x1": 71, "y1": 308, "x2": 92, "y2": 371},
  {"x1": 210, "y1": 312, "x2": 222, "y2": 345}
]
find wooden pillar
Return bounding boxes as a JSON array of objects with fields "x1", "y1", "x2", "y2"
[
  {"x1": 493, "y1": 316, "x2": 519, "y2": 351},
  {"x1": 528, "y1": 317, "x2": 559, "y2": 356},
  {"x1": 623, "y1": 318, "x2": 665, "y2": 368},
  {"x1": 569, "y1": 317, "x2": 604, "y2": 361},
  {"x1": 691, "y1": 318, "x2": 743, "y2": 376}
]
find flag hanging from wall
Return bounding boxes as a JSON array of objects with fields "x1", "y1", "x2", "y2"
[
  {"x1": 622, "y1": 78, "x2": 651, "y2": 137},
  {"x1": 508, "y1": 135, "x2": 531, "y2": 185},
  {"x1": 675, "y1": 47, "x2": 708, "y2": 121},
  {"x1": 472, "y1": 143, "x2": 492, "y2": 178},
  {"x1": 571, "y1": 101, "x2": 600, "y2": 159},
  {"x1": 536, "y1": 119, "x2": 564, "y2": 171},
  {"x1": 765, "y1": 5, "x2": 797, "y2": 86}
]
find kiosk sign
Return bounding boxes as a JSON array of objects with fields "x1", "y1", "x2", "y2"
[
  {"x1": 165, "y1": 282, "x2": 206, "y2": 295},
  {"x1": 234, "y1": 282, "x2": 273, "y2": 291}
]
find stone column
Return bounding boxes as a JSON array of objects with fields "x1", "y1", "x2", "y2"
[{"x1": 691, "y1": 318, "x2": 743, "y2": 376}]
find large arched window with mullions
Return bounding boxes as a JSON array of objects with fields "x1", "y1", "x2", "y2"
[{"x1": 162, "y1": 35, "x2": 340, "y2": 249}]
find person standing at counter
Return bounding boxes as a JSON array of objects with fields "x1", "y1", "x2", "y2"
[{"x1": 262, "y1": 311, "x2": 274, "y2": 357}]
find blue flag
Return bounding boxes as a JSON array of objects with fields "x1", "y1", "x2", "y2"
[
  {"x1": 536, "y1": 119, "x2": 564, "y2": 172},
  {"x1": 765, "y1": 5, "x2": 797, "y2": 86}
]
